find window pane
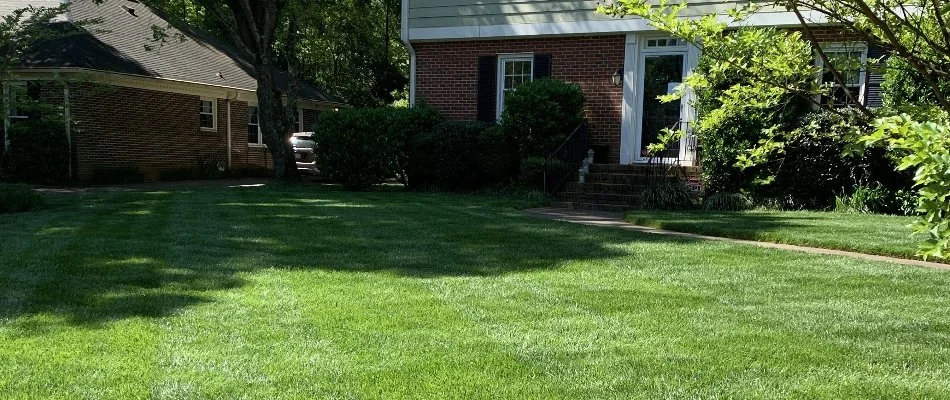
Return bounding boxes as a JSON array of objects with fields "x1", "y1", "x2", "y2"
[
  {"x1": 200, "y1": 100, "x2": 213, "y2": 114},
  {"x1": 248, "y1": 126, "x2": 259, "y2": 144},
  {"x1": 200, "y1": 114, "x2": 214, "y2": 128}
]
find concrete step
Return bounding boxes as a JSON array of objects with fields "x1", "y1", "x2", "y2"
[
  {"x1": 556, "y1": 192, "x2": 642, "y2": 205},
  {"x1": 584, "y1": 173, "x2": 655, "y2": 185},
  {"x1": 550, "y1": 201, "x2": 632, "y2": 213},
  {"x1": 588, "y1": 163, "x2": 702, "y2": 175},
  {"x1": 564, "y1": 182, "x2": 648, "y2": 194}
]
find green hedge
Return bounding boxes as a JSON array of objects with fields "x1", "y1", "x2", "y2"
[
  {"x1": 501, "y1": 79, "x2": 586, "y2": 162},
  {"x1": 2, "y1": 117, "x2": 71, "y2": 185},
  {"x1": 314, "y1": 107, "x2": 442, "y2": 190}
]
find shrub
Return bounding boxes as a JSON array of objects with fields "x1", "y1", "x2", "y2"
[
  {"x1": 518, "y1": 156, "x2": 568, "y2": 187},
  {"x1": 834, "y1": 183, "x2": 897, "y2": 214},
  {"x1": 477, "y1": 125, "x2": 517, "y2": 185},
  {"x1": 89, "y1": 167, "x2": 145, "y2": 185},
  {"x1": 2, "y1": 117, "x2": 71, "y2": 185},
  {"x1": 414, "y1": 121, "x2": 488, "y2": 190},
  {"x1": 0, "y1": 183, "x2": 43, "y2": 213},
  {"x1": 314, "y1": 107, "x2": 442, "y2": 190},
  {"x1": 703, "y1": 192, "x2": 753, "y2": 211},
  {"x1": 639, "y1": 180, "x2": 696, "y2": 211},
  {"x1": 501, "y1": 79, "x2": 586, "y2": 160}
]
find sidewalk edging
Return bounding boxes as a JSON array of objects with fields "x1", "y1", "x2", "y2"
[{"x1": 524, "y1": 207, "x2": 950, "y2": 271}]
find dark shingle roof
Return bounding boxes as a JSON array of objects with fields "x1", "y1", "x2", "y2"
[{"x1": 13, "y1": 0, "x2": 338, "y2": 103}]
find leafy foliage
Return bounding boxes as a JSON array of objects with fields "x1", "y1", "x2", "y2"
[
  {"x1": 860, "y1": 116, "x2": 950, "y2": 259},
  {"x1": 640, "y1": 179, "x2": 697, "y2": 211},
  {"x1": 703, "y1": 192, "x2": 753, "y2": 212},
  {"x1": 314, "y1": 107, "x2": 441, "y2": 190},
  {"x1": 834, "y1": 183, "x2": 899, "y2": 214},
  {"x1": 407, "y1": 120, "x2": 488, "y2": 190},
  {"x1": 501, "y1": 79, "x2": 586, "y2": 160},
  {"x1": 2, "y1": 117, "x2": 71, "y2": 185},
  {"x1": 0, "y1": 183, "x2": 43, "y2": 213}
]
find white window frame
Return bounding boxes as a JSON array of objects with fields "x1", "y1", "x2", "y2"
[
  {"x1": 199, "y1": 97, "x2": 217, "y2": 132},
  {"x1": 496, "y1": 53, "x2": 534, "y2": 120},
  {"x1": 293, "y1": 108, "x2": 304, "y2": 132},
  {"x1": 816, "y1": 43, "x2": 868, "y2": 107},
  {"x1": 247, "y1": 103, "x2": 264, "y2": 147}
]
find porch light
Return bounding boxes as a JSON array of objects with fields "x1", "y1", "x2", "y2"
[{"x1": 611, "y1": 68, "x2": 623, "y2": 86}]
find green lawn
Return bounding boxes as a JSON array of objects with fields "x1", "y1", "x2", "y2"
[
  {"x1": 625, "y1": 209, "x2": 930, "y2": 261},
  {"x1": 2, "y1": 185, "x2": 949, "y2": 399}
]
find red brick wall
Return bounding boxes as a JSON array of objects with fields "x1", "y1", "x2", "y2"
[
  {"x1": 70, "y1": 84, "x2": 224, "y2": 181},
  {"x1": 413, "y1": 35, "x2": 626, "y2": 163}
]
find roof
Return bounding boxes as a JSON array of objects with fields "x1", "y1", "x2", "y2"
[{"x1": 8, "y1": 0, "x2": 338, "y2": 103}]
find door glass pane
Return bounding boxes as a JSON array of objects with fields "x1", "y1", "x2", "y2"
[{"x1": 640, "y1": 54, "x2": 684, "y2": 159}]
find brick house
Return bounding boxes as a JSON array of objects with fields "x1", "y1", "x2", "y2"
[
  {"x1": 399, "y1": 1, "x2": 881, "y2": 208},
  {"x1": 1, "y1": 0, "x2": 343, "y2": 182}
]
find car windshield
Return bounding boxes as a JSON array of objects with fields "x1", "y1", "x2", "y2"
[{"x1": 292, "y1": 137, "x2": 314, "y2": 146}]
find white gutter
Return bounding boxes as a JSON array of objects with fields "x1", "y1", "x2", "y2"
[{"x1": 401, "y1": 0, "x2": 416, "y2": 107}]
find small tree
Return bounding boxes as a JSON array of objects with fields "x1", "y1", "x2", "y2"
[{"x1": 598, "y1": 0, "x2": 950, "y2": 258}]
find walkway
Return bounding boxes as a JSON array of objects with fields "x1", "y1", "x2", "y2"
[{"x1": 525, "y1": 207, "x2": 950, "y2": 271}]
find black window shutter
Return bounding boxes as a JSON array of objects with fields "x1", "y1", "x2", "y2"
[
  {"x1": 533, "y1": 54, "x2": 552, "y2": 79},
  {"x1": 865, "y1": 46, "x2": 886, "y2": 108},
  {"x1": 477, "y1": 55, "x2": 498, "y2": 122}
]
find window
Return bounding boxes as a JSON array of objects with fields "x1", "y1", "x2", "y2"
[
  {"x1": 292, "y1": 108, "x2": 303, "y2": 132},
  {"x1": 497, "y1": 54, "x2": 534, "y2": 119},
  {"x1": 247, "y1": 105, "x2": 262, "y2": 145},
  {"x1": 199, "y1": 98, "x2": 216, "y2": 131},
  {"x1": 646, "y1": 38, "x2": 686, "y2": 48},
  {"x1": 817, "y1": 45, "x2": 867, "y2": 107}
]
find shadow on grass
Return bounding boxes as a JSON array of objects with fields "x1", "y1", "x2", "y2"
[{"x1": 0, "y1": 186, "x2": 700, "y2": 332}]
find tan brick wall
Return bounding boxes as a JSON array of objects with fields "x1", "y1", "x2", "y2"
[{"x1": 413, "y1": 35, "x2": 626, "y2": 163}]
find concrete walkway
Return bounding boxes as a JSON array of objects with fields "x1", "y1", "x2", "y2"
[{"x1": 525, "y1": 207, "x2": 950, "y2": 271}]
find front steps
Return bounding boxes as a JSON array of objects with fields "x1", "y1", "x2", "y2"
[{"x1": 552, "y1": 164, "x2": 701, "y2": 212}]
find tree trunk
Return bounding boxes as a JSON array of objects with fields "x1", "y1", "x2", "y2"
[{"x1": 255, "y1": 54, "x2": 299, "y2": 181}]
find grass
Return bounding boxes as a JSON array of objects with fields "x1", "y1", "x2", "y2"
[
  {"x1": 625, "y1": 209, "x2": 929, "y2": 261},
  {"x1": 1, "y1": 184, "x2": 949, "y2": 399}
]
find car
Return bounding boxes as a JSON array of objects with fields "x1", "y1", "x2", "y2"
[{"x1": 290, "y1": 132, "x2": 318, "y2": 175}]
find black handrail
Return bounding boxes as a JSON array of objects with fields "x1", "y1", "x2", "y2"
[{"x1": 544, "y1": 121, "x2": 589, "y2": 196}]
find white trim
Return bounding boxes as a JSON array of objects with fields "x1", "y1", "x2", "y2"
[
  {"x1": 199, "y1": 97, "x2": 217, "y2": 132},
  {"x1": 496, "y1": 53, "x2": 534, "y2": 120},
  {"x1": 620, "y1": 34, "x2": 638, "y2": 165},
  {"x1": 296, "y1": 107, "x2": 304, "y2": 132},
  {"x1": 9, "y1": 68, "x2": 345, "y2": 109},
  {"x1": 246, "y1": 102, "x2": 264, "y2": 146},
  {"x1": 226, "y1": 99, "x2": 232, "y2": 168},
  {"x1": 816, "y1": 43, "x2": 869, "y2": 106},
  {"x1": 406, "y1": 11, "x2": 829, "y2": 42}
]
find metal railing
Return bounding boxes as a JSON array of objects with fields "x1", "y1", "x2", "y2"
[
  {"x1": 646, "y1": 120, "x2": 696, "y2": 184},
  {"x1": 544, "y1": 121, "x2": 589, "y2": 196}
]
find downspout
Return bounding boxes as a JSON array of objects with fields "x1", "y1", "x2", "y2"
[
  {"x1": 400, "y1": 0, "x2": 416, "y2": 107},
  {"x1": 224, "y1": 91, "x2": 239, "y2": 169},
  {"x1": 64, "y1": 85, "x2": 72, "y2": 179}
]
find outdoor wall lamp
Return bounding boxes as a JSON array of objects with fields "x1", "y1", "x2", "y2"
[{"x1": 611, "y1": 68, "x2": 624, "y2": 86}]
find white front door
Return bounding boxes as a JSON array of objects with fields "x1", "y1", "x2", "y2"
[{"x1": 620, "y1": 35, "x2": 699, "y2": 165}]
